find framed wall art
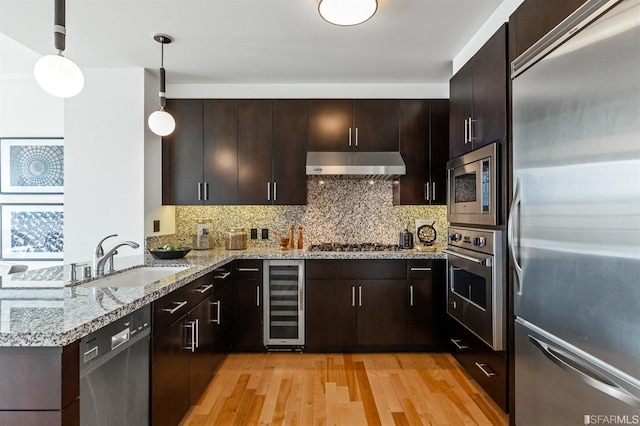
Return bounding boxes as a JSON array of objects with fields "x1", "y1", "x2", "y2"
[
  {"x1": 1, "y1": 205, "x2": 64, "y2": 260},
  {"x1": 0, "y1": 138, "x2": 64, "y2": 194}
]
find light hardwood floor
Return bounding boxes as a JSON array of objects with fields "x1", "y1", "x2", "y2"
[{"x1": 179, "y1": 353, "x2": 508, "y2": 426}]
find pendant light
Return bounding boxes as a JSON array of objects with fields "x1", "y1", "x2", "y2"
[
  {"x1": 34, "y1": 0, "x2": 84, "y2": 98},
  {"x1": 148, "y1": 34, "x2": 176, "y2": 137},
  {"x1": 318, "y1": 0, "x2": 378, "y2": 26}
]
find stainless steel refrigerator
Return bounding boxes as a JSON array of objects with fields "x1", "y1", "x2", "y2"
[{"x1": 510, "y1": 0, "x2": 640, "y2": 423}]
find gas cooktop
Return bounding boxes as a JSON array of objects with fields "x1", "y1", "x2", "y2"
[{"x1": 308, "y1": 242, "x2": 401, "y2": 252}]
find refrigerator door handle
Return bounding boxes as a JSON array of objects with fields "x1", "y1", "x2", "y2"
[
  {"x1": 508, "y1": 175, "x2": 524, "y2": 294},
  {"x1": 528, "y1": 335, "x2": 640, "y2": 409}
]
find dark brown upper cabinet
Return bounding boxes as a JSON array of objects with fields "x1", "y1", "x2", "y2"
[
  {"x1": 308, "y1": 99, "x2": 399, "y2": 151},
  {"x1": 509, "y1": 0, "x2": 587, "y2": 62},
  {"x1": 162, "y1": 99, "x2": 238, "y2": 205},
  {"x1": 394, "y1": 99, "x2": 449, "y2": 205},
  {"x1": 449, "y1": 24, "x2": 508, "y2": 159}
]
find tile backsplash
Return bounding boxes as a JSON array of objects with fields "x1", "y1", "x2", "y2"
[{"x1": 149, "y1": 178, "x2": 448, "y2": 250}]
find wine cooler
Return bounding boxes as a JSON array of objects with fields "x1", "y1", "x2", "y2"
[{"x1": 263, "y1": 260, "x2": 305, "y2": 349}]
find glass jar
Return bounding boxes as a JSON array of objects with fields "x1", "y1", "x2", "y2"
[
  {"x1": 225, "y1": 227, "x2": 247, "y2": 250},
  {"x1": 194, "y1": 218, "x2": 213, "y2": 250}
]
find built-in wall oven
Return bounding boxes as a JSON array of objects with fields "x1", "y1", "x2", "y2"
[
  {"x1": 447, "y1": 142, "x2": 500, "y2": 226},
  {"x1": 443, "y1": 226, "x2": 505, "y2": 351},
  {"x1": 263, "y1": 260, "x2": 305, "y2": 350}
]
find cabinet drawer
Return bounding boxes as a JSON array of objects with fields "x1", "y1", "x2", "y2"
[
  {"x1": 306, "y1": 260, "x2": 406, "y2": 280},
  {"x1": 407, "y1": 260, "x2": 435, "y2": 279},
  {"x1": 448, "y1": 318, "x2": 507, "y2": 411},
  {"x1": 235, "y1": 259, "x2": 262, "y2": 279},
  {"x1": 153, "y1": 274, "x2": 213, "y2": 335}
]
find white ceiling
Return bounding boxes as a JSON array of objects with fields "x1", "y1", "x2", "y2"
[{"x1": 0, "y1": 0, "x2": 504, "y2": 85}]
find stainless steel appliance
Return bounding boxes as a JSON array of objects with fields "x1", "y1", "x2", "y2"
[
  {"x1": 444, "y1": 226, "x2": 505, "y2": 351},
  {"x1": 510, "y1": 0, "x2": 640, "y2": 422},
  {"x1": 446, "y1": 142, "x2": 500, "y2": 226},
  {"x1": 306, "y1": 151, "x2": 406, "y2": 179},
  {"x1": 263, "y1": 260, "x2": 305, "y2": 349},
  {"x1": 80, "y1": 305, "x2": 150, "y2": 426}
]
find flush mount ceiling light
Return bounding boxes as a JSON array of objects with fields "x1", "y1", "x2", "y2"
[
  {"x1": 148, "y1": 34, "x2": 176, "y2": 137},
  {"x1": 318, "y1": 0, "x2": 378, "y2": 26},
  {"x1": 34, "y1": 0, "x2": 84, "y2": 98}
]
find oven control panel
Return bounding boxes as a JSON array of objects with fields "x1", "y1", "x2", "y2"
[{"x1": 448, "y1": 227, "x2": 499, "y2": 255}]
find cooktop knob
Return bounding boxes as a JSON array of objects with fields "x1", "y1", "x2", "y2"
[{"x1": 450, "y1": 233, "x2": 462, "y2": 242}]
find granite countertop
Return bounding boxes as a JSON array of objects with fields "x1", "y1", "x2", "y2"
[{"x1": 0, "y1": 247, "x2": 445, "y2": 348}]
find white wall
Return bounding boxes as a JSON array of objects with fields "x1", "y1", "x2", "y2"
[{"x1": 64, "y1": 68, "x2": 146, "y2": 263}]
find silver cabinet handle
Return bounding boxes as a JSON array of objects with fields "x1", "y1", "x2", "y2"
[
  {"x1": 351, "y1": 286, "x2": 355, "y2": 307},
  {"x1": 214, "y1": 271, "x2": 231, "y2": 280},
  {"x1": 195, "y1": 318, "x2": 199, "y2": 349},
  {"x1": 475, "y1": 362, "x2": 497, "y2": 377},
  {"x1": 355, "y1": 127, "x2": 358, "y2": 147},
  {"x1": 238, "y1": 268, "x2": 260, "y2": 272},
  {"x1": 211, "y1": 300, "x2": 221, "y2": 324},
  {"x1": 410, "y1": 267, "x2": 432, "y2": 271},
  {"x1": 195, "y1": 284, "x2": 213, "y2": 294},
  {"x1": 183, "y1": 321, "x2": 196, "y2": 352},
  {"x1": 267, "y1": 182, "x2": 271, "y2": 201},
  {"x1": 273, "y1": 182, "x2": 277, "y2": 201},
  {"x1": 204, "y1": 182, "x2": 209, "y2": 201},
  {"x1": 348, "y1": 127, "x2": 352, "y2": 146},
  {"x1": 528, "y1": 335, "x2": 640, "y2": 408},
  {"x1": 508, "y1": 175, "x2": 524, "y2": 294},
  {"x1": 161, "y1": 300, "x2": 187, "y2": 314},
  {"x1": 432, "y1": 182, "x2": 436, "y2": 200},
  {"x1": 358, "y1": 286, "x2": 362, "y2": 307},
  {"x1": 197, "y1": 182, "x2": 203, "y2": 201},
  {"x1": 424, "y1": 183, "x2": 428, "y2": 201},
  {"x1": 256, "y1": 285, "x2": 260, "y2": 307},
  {"x1": 409, "y1": 285, "x2": 414, "y2": 306},
  {"x1": 464, "y1": 119, "x2": 468, "y2": 143},
  {"x1": 451, "y1": 339, "x2": 470, "y2": 350}
]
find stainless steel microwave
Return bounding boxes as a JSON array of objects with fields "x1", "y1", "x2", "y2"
[{"x1": 447, "y1": 143, "x2": 499, "y2": 226}]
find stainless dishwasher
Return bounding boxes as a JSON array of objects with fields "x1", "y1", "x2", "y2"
[{"x1": 80, "y1": 305, "x2": 151, "y2": 425}]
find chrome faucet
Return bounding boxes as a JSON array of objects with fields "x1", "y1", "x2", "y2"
[{"x1": 93, "y1": 234, "x2": 139, "y2": 277}]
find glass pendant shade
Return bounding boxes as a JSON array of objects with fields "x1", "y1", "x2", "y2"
[
  {"x1": 34, "y1": 53, "x2": 84, "y2": 98},
  {"x1": 148, "y1": 109, "x2": 176, "y2": 137},
  {"x1": 318, "y1": 0, "x2": 378, "y2": 26}
]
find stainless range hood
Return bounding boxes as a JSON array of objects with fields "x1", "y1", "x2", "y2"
[{"x1": 305, "y1": 151, "x2": 406, "y2": 179}]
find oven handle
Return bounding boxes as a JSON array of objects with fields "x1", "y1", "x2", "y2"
[
  {"x1": 508, "y1": 175, "x2": 524, "y2": 294},
  {"x1": 442, "y1": 249, "x2": 491, "y2": 267}
]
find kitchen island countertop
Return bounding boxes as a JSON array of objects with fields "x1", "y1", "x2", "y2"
[{"x1": 0, "y1": 247, "x2": 445, "y2": 347}]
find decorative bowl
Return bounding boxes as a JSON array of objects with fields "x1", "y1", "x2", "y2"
[{"x1": 149, "y1": 247, "x2": 192, "y2": 260}]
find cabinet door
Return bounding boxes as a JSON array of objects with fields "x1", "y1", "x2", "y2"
[
  {"x1": 212, "y1": 270, "x2": 233, "y2": 371},
  {"x1": 238, "y1": 100, "x2": 273, "y2": 205},
  {"x1": 151, "y1": 319, "x2": 191, "y2": 426},
  {"x1": 188, "y1": 299, "x2": 215, "y2": 405},
  {"x1": 429, "y1": 99, "x2": 449, "y2": 205},
  {"x1": 307, "y1": 99, "x2": 353, "y2": 151},
  {"x1": 234, "y1": 278, "x2": 263, "y2": 352},
  {"x1": 449, "y1": 63, "x2": 474, "y2": 159},
  {"x1": 305, "y1": 279, "x2": 357, "y2": 350},
  {"x1": 163, "y1": 99, "x2": 204, "y2": 205},
  {"x1": 357, "y1": 279, "x2": 408, "y2": 346},
  {"x1": 203, "y1": 99, "x2": 238, "y2": 205},
  {"x1": 353, "y1": 100, "x2": 399, "y2": 151},
  {"x1": 407, "y1": 261, "x2": 445, "y2": 348},
  {"x1": 272, "y1": 100, "x2": 308, "y2": 205},
  {"x1": 395, "y1": 100, "x2": 429, "y2": 205},
  {"x1": 471, "y1": 24, "x2": 507, "y2": 149}
]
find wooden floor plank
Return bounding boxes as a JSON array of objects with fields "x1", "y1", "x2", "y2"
[{"x1": 180, "y1": 353, "x2": 508, "y2": 426}]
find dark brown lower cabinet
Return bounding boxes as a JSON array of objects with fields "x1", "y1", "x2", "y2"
[
  {"x1": 0, "y1": 342, "x2": 79, "y2": 425},
  {"x1": 233, "y1": 260, "x2": 264, "y2": 352},
  {"x1": 306, "y1": 259, "x2": 445, "y2": 352},
  {"x1": 448, "y1": 317, "x2": 508, "y2": 412},
  {"x1": 188, "y1": 298, "x2": 215, "y2": 405}
]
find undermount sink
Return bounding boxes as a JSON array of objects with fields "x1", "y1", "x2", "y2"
[{"x1": 79, "y1": 266, "x2": 191, "y2": 288}]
